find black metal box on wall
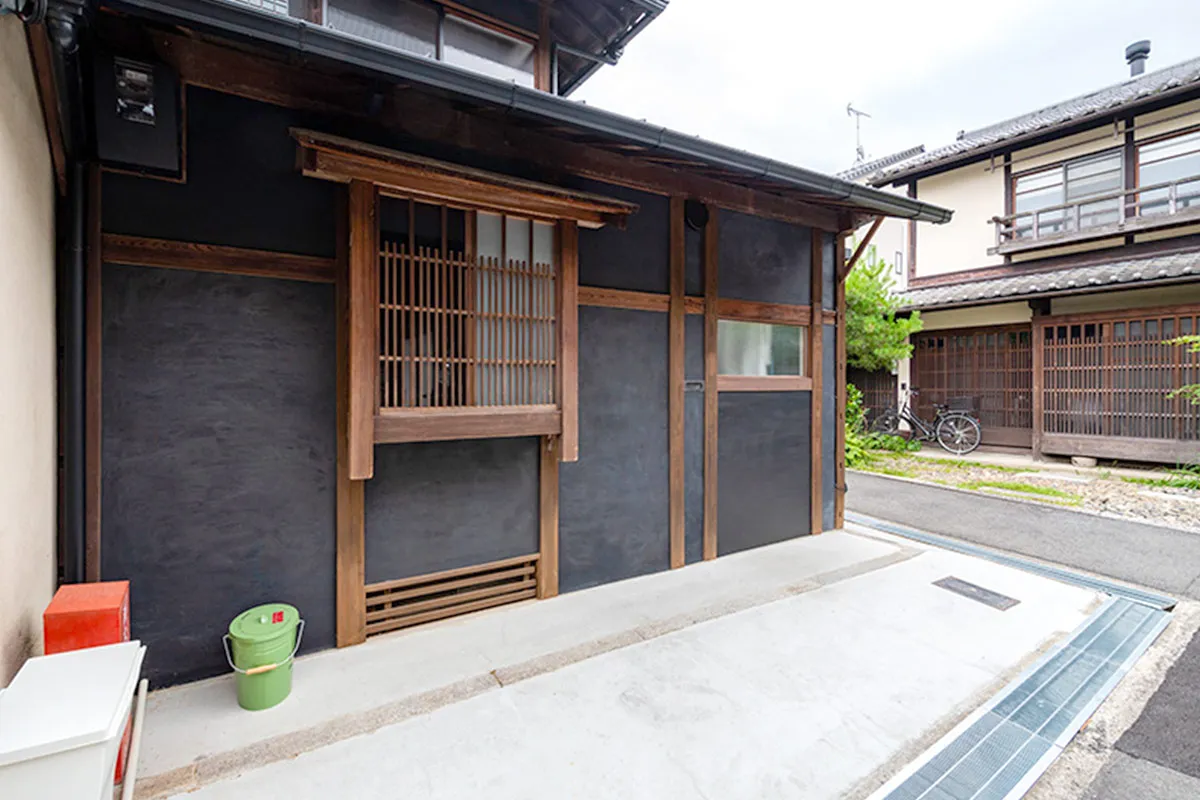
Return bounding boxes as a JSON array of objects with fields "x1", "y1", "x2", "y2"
[{"x1": 93, "y1": 51, "x2": 182, "y2": 176}]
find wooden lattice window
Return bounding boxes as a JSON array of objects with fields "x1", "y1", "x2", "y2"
[
  {"x1": 378, "y1": 201, "x2": 557, "y2": 411},
  {"x1": 1039, "y1": 309, "x2": 1200, "y2": 442}
]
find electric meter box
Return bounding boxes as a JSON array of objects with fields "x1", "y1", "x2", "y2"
[{"x1": 93, "y1": 51, "x2": 182, "y2": 177}]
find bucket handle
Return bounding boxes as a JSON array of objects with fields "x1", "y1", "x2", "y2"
[{"x1": 222, "y1": 619, "x2": 305, "y2": 676}]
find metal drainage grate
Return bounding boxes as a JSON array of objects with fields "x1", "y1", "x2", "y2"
[
  {"x1": 872, "y1": 596, "x2": 1170, "y2": 800},
  {"x1": 934, "y1": 577, "x2": 1020, "y2": 611}
]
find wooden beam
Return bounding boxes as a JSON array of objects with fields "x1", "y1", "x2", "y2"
[
  {"x1": 558, "y1": 220, "x2": 580, "y2": 462},
  {"x1": 101, "y1": 234, "x2": 336, "y2": 283},
  {"x1": 669, "y1": 197, "x2": 686, "y2": 569},
  {"x1": 834, "y1": 235, "x2": 847, "y2": 529},
  {"x1": 717, "y1": 376, "x2": 813, "y2": 392},
  {"x1": 702, "y1": 208, "x2": 719, "y2": 561},
  {"x1": 335, "y1": 187, "x2": 367, "y2": 647},
  {"x1": 25, "y1": 24, "x2": 66, "y2": 195},
  {"x1": 347, "y1": 180, "x2": 378, "y2": 480},
  {"x1": 810, "y1": 232, "x2": 825, "y2": 535},
  {"x1": 716, "y1": 298, "x2": 811, "y2": 326},
  {"x1": 374, "y1": 406, "x2": 562, "y2": 443},
  {"x1": 538, "y1": 435, "x2": 560, "y2": 598},
  {"x1": 150, "y1": 33, "x2": 843, "y2": 231},
  {"x1": 294, "y1": 131, "x2": 638, "y2": 226},
  {"x1": 841, "y1": 216, "x2": 884, "y2": 280},
  {"x1": 577, "y1": 286, "x2": 704, "y2": 314},
  {"x1": 84, "y1": 165, "x2": 102, "y2": 581}
]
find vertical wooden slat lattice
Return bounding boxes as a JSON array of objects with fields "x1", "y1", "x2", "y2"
[{"x1": 379, "y1": 244, "x2": 556, "y2": 409}]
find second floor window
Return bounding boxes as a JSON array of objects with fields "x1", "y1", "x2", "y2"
[
  {"x1": 1012, "y1": 151, "x2": 1123, "y2": 238},
  {"x1": 1137, "y1": 129, "x2": 1200, "y2": 216}
]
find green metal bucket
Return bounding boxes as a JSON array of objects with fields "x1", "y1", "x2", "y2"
[{"x1": 223, "y1": 603, "x2": 303, "y2": 711}]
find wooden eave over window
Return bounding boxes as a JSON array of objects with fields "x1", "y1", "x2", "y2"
[{"x1": 292, "y1": 128, "x2": 639, "y2": 228}]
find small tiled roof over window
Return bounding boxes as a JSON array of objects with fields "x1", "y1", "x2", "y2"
[
  {"x1": 898, "y1": 250, "x2": 1200, "y2": 310},
  {"x1": 873, "y1": 56, "x2": 1200, "y2": 184}
]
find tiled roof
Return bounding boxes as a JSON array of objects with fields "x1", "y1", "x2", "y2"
[
  {"x1": 835, "y1": 146, "x2": 924, "y2": 182},
  {"x1": 898, "y1": 249, "x2": 1200, "y2": 310},
  {"x1": 874, "y1": 56, "x2": 1200, "y2": 184}
]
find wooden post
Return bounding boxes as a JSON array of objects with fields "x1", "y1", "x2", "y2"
[
  {"x1": 336, "y1": 187, "x2": 367, "y2": 646},
  {"x1": 834, "y1": 235, "x2": 847, "y2": 529},
  {"x1": 85, "y1": 164, "x2": 103, "y2": 581},
  {"x1": 347, "y1": 180, "x2": 377, "y2": 480},
  {"x1": 1031, "y1": 319, "x2": 1045, "y2": 461},
  {"x1": 668, "y1": 197, "x2": 686, "y2": 568},
  {"x1": 702, "y1": 207, "x2": 719, "y2": 561},
  {"x1": 557, "y1": 220, "x2": 579, "y2": 462},
  {"x1": 810, "y1": 232, "x2": 825, "y2": 534},
  {"x1": 538, "y1": 435, "x2": 560, "y2": 598}
]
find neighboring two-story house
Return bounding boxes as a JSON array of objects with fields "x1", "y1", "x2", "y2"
[{"x1": 851, "y1": 44, "x2": 1200, "y2": 464}]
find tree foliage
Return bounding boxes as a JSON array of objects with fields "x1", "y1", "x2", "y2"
[
  {"x1": 845, "y1": 245, "x2": 923, "y2": 372},
  {"x1": 1168, "y1": 335, "x2": 1200, "y2": 404}
]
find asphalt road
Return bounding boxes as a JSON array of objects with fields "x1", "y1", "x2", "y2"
[
  {"x1": 846, "y1": 471, "x2": 1200, "y2": 599},
  {"x1": 846, "y1": 471, "x2": 1200, "y2": 800}
]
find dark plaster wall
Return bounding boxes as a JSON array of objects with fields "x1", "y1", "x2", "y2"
[
  {"x1": 685, "y1": 315, "x2": 705, "y2": 564},
  {"x1": 569, "y1": 178, "x2": 669, "y2": 294},
  {"x1": 684, "y1": 223, "x2": 704, "y2": 297},
  {"x1": 822, "y1": 232, "x2": 836, "y2": 310},
  {"x1": 717, "y1": 211, "x2": 811, "y2": 305},
  {"x1": 717, "y1": 392, "x2": 811, "y2": 555},
  {"x1": 559, "y1": 306, "x2": 670, "y2": 591},
  {"x1": 100, "y1": 265, "x2": 336, "y2": 687},
  {"x1": 365, "y1": 439, "x2": 539, "y2": 583},
  {"x1": 822, "y1": 324, "x2": 837, "y2": 531}
]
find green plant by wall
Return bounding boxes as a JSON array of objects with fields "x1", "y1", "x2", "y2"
[
  {"x1": 845, "y1": 245, "x2": 924, "y2": 372},
  {"x1": 1168, "y1": 335, "x2": 1200, "y2": 405},
  {"x1": 845, "y1": 382, "x2": 921, "y2": 469}
]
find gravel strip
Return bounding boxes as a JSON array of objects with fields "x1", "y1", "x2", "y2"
[{"x1": 861, "y1": 454, "x2": 1200, "y2": 533}]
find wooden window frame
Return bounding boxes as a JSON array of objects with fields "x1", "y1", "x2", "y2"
[{"x1": 714, "y1": 311, "x2": 813, "y2": 392}]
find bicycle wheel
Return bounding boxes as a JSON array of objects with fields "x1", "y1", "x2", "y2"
[
  {"x1": 870, "y1": 410, "x2": 900, "y2": 435},
  {"x1": 935, "y1": 414, "x2": 982, "y2": 455}
]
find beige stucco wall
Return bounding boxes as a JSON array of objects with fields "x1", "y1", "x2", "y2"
[
  {"x1": 1011, "y1": 127, "x2": 1124, "y2": 172},
  {"x1": 918, "y1": 301, "x2": 1033, "y2": 331},
  {"x1": 0, "y1": 17, "x2": 58, "y2": 687},
  {"x1": 1135, "y1": 98, "x2": 1200, "y2": 141},
  {"x1": 913, "y1": 162, "x2": 1004, "y2": 277},
  {"x1": 1050, "y1": 283, "x2": 1200, "y2": 315}
]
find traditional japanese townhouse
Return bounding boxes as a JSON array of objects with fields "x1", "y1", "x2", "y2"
[
  {"x1": 7, "y1": 0, "x2": 950, "y2": 686},
  {"x1": 856, "y1": 43, "x2": 1200, "y2": 465}
]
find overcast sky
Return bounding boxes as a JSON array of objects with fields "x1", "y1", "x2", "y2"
[{"x1": 573, "y1": 0, "x2": 1200, "y2": 176}]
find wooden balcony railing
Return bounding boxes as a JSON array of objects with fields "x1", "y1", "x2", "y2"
[{"x1": 991, "y1": 173, "x2": 1200, "y2": 255}]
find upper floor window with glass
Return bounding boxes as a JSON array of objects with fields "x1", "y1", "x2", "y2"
[
  {"x1": 1012, "y1": 151, "x2": 1123, "y2": 238},
  {"x1": 322, "y1": 0, "x2": 536, "y2": 88},
  {"x1": 1137, "y1": 130, "x2": 1200, "y2": 216}
]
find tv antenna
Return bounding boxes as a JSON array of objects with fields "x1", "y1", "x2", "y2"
[{"x1": 847, "y1": 103, "x2": 871, "y2": 164}]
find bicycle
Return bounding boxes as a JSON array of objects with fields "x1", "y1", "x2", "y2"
[{"x1": 870, "y1": 388, "x2": 982, "y2": 455}]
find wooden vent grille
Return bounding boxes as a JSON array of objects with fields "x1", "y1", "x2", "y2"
[
  {"x1": 379, "y1": 243, "x2": 557, "y2": 409},
  {"x1": 364, "y1": 554, "x2": 540, "y2": 637}
]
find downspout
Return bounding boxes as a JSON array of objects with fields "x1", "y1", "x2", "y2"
[{"x1": 13, "y1": 0, "x2": 93, "y2": 581}]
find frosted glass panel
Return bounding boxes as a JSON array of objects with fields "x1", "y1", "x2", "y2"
[
  {"x1": 533, "y1": 222, "x2": 554, "y2": 266},
  {"x1": 476, "y1": 212, "x2": 502, "y2": 258},
  {"x1": 718, "y1": 320, "x2": 805, "y2": 376},
  {"x1": 444, "y1": 16, "x2": 535, "y2": 87}
]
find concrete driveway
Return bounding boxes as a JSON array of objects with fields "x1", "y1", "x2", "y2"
[
  {"x1": 162, "y1": 531, "x2": 1098, "y2": 800},
  {"x1": 847, "y1": 471, "x2": 1200, "y2": 599}
]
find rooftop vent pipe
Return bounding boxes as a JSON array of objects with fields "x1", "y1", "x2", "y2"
[{"x1": 1126, "y1": 40, "x2": 1150, "y2": 77}]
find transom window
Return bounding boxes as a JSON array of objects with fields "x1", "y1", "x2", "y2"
[
  {"x1": 717, "y1": 320, "x2": 806, "y2": 377},
  {"x1": 1012, "y1": 151, "x2": 1123, "y2": 238}
]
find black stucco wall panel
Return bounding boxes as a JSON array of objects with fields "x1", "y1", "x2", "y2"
[
  {"x1": 100, "y1": 265, "x2": 336, "y2": 687},
  {"x1": 717, "y1": 392, "x2": 811, "y2": 556},
  {"x1": 822, "y1": 232, "x2": 836, "y2": 310},
  {"x1": 559, "y1": 307, "x2": 670, "y2": 591},
  {"x1": 570, "y1": 179, "x2": 669, "y2": 294},
  {"x1": 718, "y1": 211, "x2": 811, "y2": 305},
  {"x1": 365, "y1": 439, "x2": 539, "y2": 584},
  {"x1": 684, "y1": 223, "x2": 703, "y2": 297},
  {"x1": 823, "y1": 325, "x2": 837, "y2": 530},
  {"x1": 685, "y1": 315, "x2": 705, "y2": 563},
  {"x1": 102, "y1": 88, "x2": 337, "y2": 257}
]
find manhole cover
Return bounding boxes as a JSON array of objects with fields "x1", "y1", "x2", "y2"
[{"x1": 933, "y1": 576, "x2": 1020, "y2": 610}]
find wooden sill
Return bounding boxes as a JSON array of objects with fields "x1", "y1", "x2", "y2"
[
  {"x1": 374, "y1": 405, "x2": 562, "y2": 443},
  {"x1": 716, "y1": 375, "x2": 813, "y2": 392}
]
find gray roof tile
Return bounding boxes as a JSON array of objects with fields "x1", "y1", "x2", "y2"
[
  {"x1": 874, "y1": 56, "x2": 1200, "y2": 183},
  {"x1": 898, "y1": 249, "x2": 1200, "y2": 310}
]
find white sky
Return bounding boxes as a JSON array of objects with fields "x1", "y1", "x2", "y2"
[{"x1": 573, "y1": 0, "x2": 1200, "y2": 176}]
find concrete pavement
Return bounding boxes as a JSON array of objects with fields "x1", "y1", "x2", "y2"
[
  {"x1": 847, "y1": 470, "x2": 1200, "y2": 599},
  {"x1": 155, "y1": 531, "x2": 1099, "y2": 800}
]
